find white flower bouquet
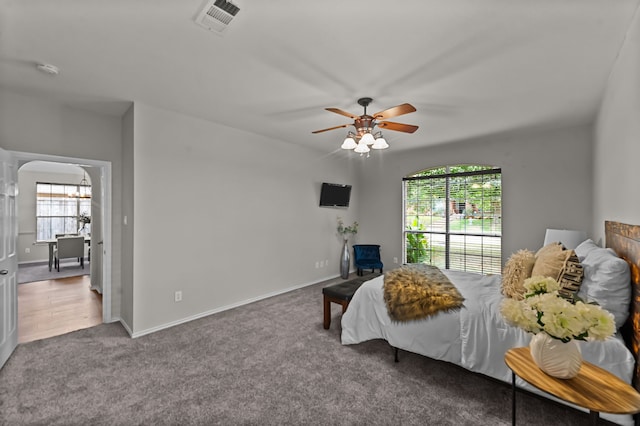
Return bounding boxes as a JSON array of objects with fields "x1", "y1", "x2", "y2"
[{"x1": 500, "y1": 276, "x2": 616, "y2": 343}]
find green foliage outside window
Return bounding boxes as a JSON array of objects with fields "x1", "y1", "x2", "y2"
[{"x1": 406, "y1": 216, "x2": 429, "y2": 263}]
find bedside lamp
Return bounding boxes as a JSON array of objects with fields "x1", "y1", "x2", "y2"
[{"x1": 543, "y1": 229, "x2": 587, "y2": 250}]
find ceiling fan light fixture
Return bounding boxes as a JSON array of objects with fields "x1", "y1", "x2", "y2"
[
  {"x1": 372, "y1": 133, "x2": 389, "y2": 150},
  {"x1": 354, "y1": 140, "x2": 370, "y2": 154},
  {"x1": 360, "y1": 132, "x2": 375, "y2": 145},
  {"x1": 341, "y1": 134, "x2": 357, "y2": 150}
]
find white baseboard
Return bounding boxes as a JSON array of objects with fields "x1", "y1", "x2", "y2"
[
  {"x1": 115, "y1": 317, "x2": 133, "y2": 337},
  {"x1": 18, "y1": 260, "x2": 49, "y2": 266},
  {"x1": 129, "y1": 275, "x2": 340, "y2": 339}
]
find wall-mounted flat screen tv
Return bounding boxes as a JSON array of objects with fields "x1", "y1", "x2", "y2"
[{"x1": 319, "y1": 182, "x2": 351, "y2": 208}]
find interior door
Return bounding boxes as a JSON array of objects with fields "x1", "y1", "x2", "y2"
[
  {"x1": 0, "y1": 147, "x2": 18, "y2": 369},
  {"x1": 89, "y1": 169, "x2": 103, "y2": 293}
]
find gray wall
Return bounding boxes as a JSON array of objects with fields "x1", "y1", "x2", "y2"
[
  {"x1": 127, "y1": 103, "x2": 359, "y2": 335},
  {"x1": 594, "y1": 8, "x2": 640, "y2": 242},
  {"x1": 120, "y1": 105, "x2": 135, "y2": 330},
  {"x1": 357, "y1": 124, "x2": 594, "y2": 270},
  {"x1": 0, "y1": 89, "x2": 124, "y2": 319}
]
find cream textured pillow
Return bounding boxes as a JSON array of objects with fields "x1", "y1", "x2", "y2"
[
  {"x1": 501, "y1": 249, "x2": 536, "y2": 300},
  {"x1": 535, "y1": 241, "x2": 563, "y2": 257},
  {"x1": 531, "y1": 243, "x2": 584, "y2": 299},
  {"x1": 531, "y1": 243, "x2": 567, "y2": 280}
]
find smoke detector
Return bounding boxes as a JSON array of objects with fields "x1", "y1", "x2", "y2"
[
  {"x1": 36, "y1": 63, "x2": 60, "y2": 76},
  {"x1": 195, "y1": 0, "x2": 240, "y2": 34}
]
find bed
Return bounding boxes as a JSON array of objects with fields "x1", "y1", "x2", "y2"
[{"x1": 341, "y1": 221, "x2": 640, "y2": 425}]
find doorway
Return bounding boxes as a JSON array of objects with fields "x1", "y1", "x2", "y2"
[
  {"x1": 16, "y1": 160, "x2": 107, "y2": 341},
  {"x1": 12, "y1": 151, "x2": 112, "y2": 326}
]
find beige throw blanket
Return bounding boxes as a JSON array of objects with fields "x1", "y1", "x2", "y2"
[{"x1": 383, "y1": 265, "x2": 465, "y2": 322}]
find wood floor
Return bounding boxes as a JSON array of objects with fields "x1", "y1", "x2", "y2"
[{"x1": 18, "y1": 275, "x2": 103, "y2": 343}]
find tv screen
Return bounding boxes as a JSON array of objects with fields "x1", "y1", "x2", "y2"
[{"x1": 319, "y1": 182, "x2": 351, "y2": 208}]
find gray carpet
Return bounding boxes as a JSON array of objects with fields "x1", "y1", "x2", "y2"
[
  {"x1": 0, "y1": 277, "x2": 603, "y2": 425},
  {"x1": 18, "y1": 260, "x2": 90, "y2": 284}
]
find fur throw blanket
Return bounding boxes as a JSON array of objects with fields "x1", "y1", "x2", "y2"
[{"x1": 383, "y1": 265, "x2": 465, "y2": 322}]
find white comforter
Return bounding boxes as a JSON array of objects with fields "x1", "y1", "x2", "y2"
[{"x1": 341, "y1": 270, "x2": 635, "y2": 425}]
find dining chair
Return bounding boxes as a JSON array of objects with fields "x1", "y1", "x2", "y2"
[
  {"x1": 54, "y1": 236, "x2": 85, "y2": 272},
  {"x1": 55, "y1": 233, "x2": 81, "y2": 261}
]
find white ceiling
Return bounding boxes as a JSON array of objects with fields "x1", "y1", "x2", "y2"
[{"x1": 1, "y1": 0, "x2": 638, "y2": 154}]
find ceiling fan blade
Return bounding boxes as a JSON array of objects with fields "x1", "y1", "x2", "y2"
[
  {"x1": 325, "y1": 108, "x2": 360, "y2": 120},
  {"x1": 377, "y1": 121, "x2": 419, "y2": 133},
  {"x1": 311, "y1": 123, "x2": 351, "y2": 134},
  {"x1": 372, "y1": 103, "x2": 416, "y2": 120}
]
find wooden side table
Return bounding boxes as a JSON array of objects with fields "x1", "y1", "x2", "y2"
[{"x1": 505, "y1": 347, "x2": 640, "y2": 425}]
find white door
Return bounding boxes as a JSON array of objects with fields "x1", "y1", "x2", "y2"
[
  {"x1": 89, "y1": 169, "x2": 103, "y2": 293},
  {"x1": 0, "y1": 147, "x2": 18, "y2": 369}
]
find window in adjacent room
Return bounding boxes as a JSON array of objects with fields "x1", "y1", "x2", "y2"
[
  {"x1": 403, "y1": 165, "x2": 502, "y2": 274},
  {"x1": 36, "y1": 182, "x2": 92, "y2": 241}
]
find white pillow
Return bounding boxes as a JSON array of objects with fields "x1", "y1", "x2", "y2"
[
  {"x1": 575, "y1": 239, "x2": 600, "y2": 261},
  {"x1": 577, "y1": 245, "x2": 631, "y2": 329}
]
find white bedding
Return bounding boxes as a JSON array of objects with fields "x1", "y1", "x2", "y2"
[{"x1": 341, "y1": 270, "x2": 635, "y2": 425}]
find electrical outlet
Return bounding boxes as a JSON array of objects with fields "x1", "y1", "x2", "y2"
[
  {"x1": 325, "y1": 259, "x2": 328, "y2": 267},
  {"x1": 315, "y1": 261, "x2": 320, "y2": 268},
  {"x1": 174, "y1": 291, "x2": 182, "y2": 302},
  {"x1": 393, "y1": 257, "x2": 398, "y2": 264},
  {"x1": 319, "y1": 260, "x2": 324, "y2": 267},
  {"x1": 25, "y1": 248, "x2": 30, "y2": 254}
]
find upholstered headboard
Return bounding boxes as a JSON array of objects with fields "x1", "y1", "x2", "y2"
[{"x1": 605, "y1": 221, "x2": 640, "y2": 391}]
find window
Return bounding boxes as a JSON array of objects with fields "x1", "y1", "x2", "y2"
[
  {"x1": 403, "y1": 165, "x2": 501, "y2": 274},
  {"x1": 36, "y1": 182, "x2": 91, "y2": 241}
]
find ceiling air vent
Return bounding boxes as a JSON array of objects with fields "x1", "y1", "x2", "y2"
[{"x1": 195, "y1": 0, "x2": 240, "y2": 34}]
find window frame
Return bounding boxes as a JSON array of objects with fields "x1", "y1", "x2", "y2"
[
  {"x1": 402, "y1": 165, "x2": 502, "y2": 274},
  {"x1": 35, "y1": 181, "x2": 92, "y2": 242}
]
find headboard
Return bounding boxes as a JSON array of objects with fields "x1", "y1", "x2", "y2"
[{"x1": 605, "y1": 221, "x2": 640, "y2": 391}]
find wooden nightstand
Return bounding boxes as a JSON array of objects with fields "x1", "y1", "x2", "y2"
[{"x1": 505, "y1": 347, "x2": 640, "y2": 425}]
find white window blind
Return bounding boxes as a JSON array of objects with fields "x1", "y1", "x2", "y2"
[{"x1": 403, "y1": 165, "x2": 502, "y2": 274}]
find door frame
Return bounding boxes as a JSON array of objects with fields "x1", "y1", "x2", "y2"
[{"x1": 12, "y1": 150, "x2": 113, "y2": 323}]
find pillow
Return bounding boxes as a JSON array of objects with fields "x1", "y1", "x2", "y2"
[
  {"x1": 531, "y1": 242, "x2": 568, "y2": 280},
  {"x1": 556, "y1": 251, "x2": 584, "y2": 300},
  {"x1": 531, "y1": 243, "x2": 584, "y2": 299},
  {"x1": 577, "y1": 247, "x2": 631, "y2": 329},
  {"x1": 535, "y1": 241, "x2": 564, "y2": 257},
  {"x1": 575, "y1": 239, "x2": 600, "y2": 261},
  {"x1": 501, "y1": 249, "x2": 536, "y2": 300}
]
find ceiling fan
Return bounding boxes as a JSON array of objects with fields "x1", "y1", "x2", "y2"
[
  {"x1": 312, "y1": 97, "x2": 418, "y2": 153},
  {"x1": 312, "y1": 97, "x2": 419, "y2": 135}
]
